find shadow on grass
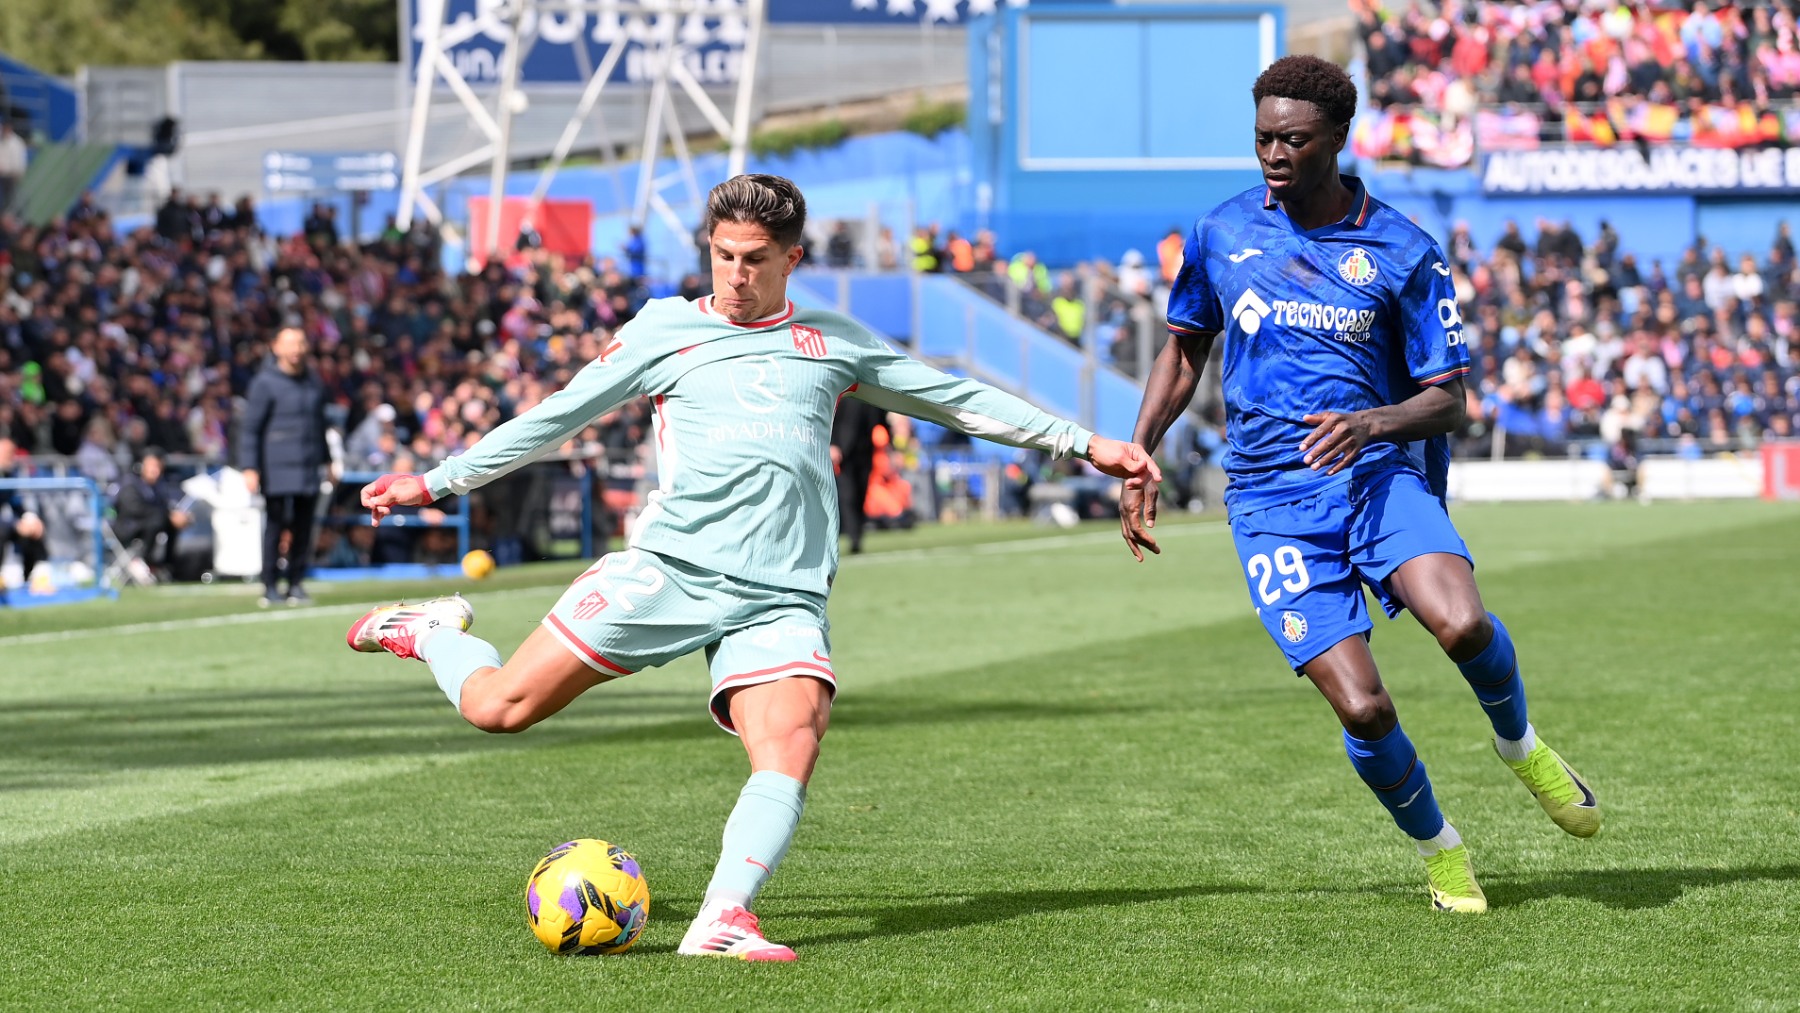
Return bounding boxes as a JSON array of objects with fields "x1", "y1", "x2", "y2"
[
  {"x1": 1489, "y1": 864, "x2": 1800, "y2": 910},
  {"x1": 0, "y1": 670, "x2": 1168, "y2": 776},
  {"x1": 632, "y1": 883, "x2": 1251, "y2": 953}
]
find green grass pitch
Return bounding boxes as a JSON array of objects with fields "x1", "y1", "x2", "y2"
[{"x1": 2, "y1": 501, "x2": 1797, "y2": 1010}]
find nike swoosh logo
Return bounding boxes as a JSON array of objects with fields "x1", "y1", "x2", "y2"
[
  {"x1": 1228, "y1": 249, "x2": 1263, "y2": 264},
  {"x1": 1396, "y1": 785, "x2": 1426, "y2": 808},
  {"x1": 1563, "y1": 763, "x2": 1598, "y2": 808},
  {"x1": 812, "y1": 651, "x2": 831, "y2": 663},
  {"x1": 1482, "y1": 695, "x2": 1513, "y2": 707}
]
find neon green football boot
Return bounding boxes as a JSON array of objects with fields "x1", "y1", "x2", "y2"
[
  {"x1": 1423, "y1": 844, "x2": 1488, "y2": 914},
  {"x1": 1498, "y1": 739, "x2": 1601, "y2": 838}
]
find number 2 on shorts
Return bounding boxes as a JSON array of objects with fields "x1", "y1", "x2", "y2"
[
  {"x1": 1247, "y1": 545, "x2": 1311, "y2": 605},
  {"x1": 595, "y1": 549, "x2": 666, "y2": 612}
]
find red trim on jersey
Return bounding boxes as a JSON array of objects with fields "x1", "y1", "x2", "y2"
[
  {"x1": 697, "y1": 296, "x2": 795, "y2": 328},
  {"x1": 545, "y1": 614, "x2": 632, "y2": 674},
  {"x1": 1352, "y1": 188, "x2": 1373, "y2": 227},
  {"x1": 654, "y1": 394, "x2": 668, "y2": 450},
  {"x1": 1417, "y1": 365, "x2": 1471, "y2": 387},
  {"x1": 1167, "y1": 320, "x2": 1207, "y2": 335}
]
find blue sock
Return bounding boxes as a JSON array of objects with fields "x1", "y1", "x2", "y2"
[
  {"x1": 1456, "y1": 613, "x2": 1529, "y2": 741},
  {"x1": 418, "y1": 629, "x2": 503, "y2": 709},
  {"x1": 1343, "y1": 724, "x2": 1446, "y2": 841},
  {"x1": 703, "y1": 771, "x2": 807, "y2": 909}
]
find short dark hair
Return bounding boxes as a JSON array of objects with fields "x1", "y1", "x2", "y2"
[
  {"x1": 1252, "y1": 55, "x2": 1358, "y2": 126},
  {"x1": 703, "y1": 174, "x2": 808, "y2": 248}
]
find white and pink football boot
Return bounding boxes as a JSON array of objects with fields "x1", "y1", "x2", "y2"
[
  {"x1": 677, "y1": 902, "x2": 797, "y2": 962},
  {"x1": 345, "y1": 595, "x2": 475, "y2": 660}
]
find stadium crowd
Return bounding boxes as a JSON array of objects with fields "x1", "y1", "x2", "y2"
[
  {"x1": 6, "y1": 180, "x2": 1800, "y2": 584},
  {"x1": 1445, "y1": 216, "x2": 1800, "y2": 468},
  {"x1": 0, "y1": 193, "x2": 674, "y2": 475},
  {"x1": 1352, "y1": 0, "x2": 1800, "y2": 165}
]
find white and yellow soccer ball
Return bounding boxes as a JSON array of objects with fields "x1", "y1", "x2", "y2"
[{"x1": 525, "y1": 839, "x2": 650, "y2": 955}]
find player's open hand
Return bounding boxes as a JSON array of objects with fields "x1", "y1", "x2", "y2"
[
  {"x1": 1299, "y1": 410, "x2": 1375, "y2": 476},
  {"x1": 361, "y1": 473, "x2": 434, "y2": 525},
  {"x1": 1088, "y1": 436, "x2": 1163, "y2": 485},
  {"x1": 1118, "y1": 477, "x2": 1159, "y2": 562}
]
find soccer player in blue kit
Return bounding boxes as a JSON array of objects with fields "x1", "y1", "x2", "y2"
[{"x1": 1120, "y1": 56, "x2": 1600, "y2": 912}]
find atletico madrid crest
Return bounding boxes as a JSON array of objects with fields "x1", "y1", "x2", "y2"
[
  {"x1": 791, "y1": 324, "x2": 827, "y2": 358},
  {"x1": 573, "y1": 591, "x2": 609, "y2": 620}
]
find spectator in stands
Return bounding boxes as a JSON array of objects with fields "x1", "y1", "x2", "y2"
[
  {"x1": 1156, "y1": 227, "x2": 1184, "y2": 287},
  {"x1": 302, "y1": 203, "x2": 340, "y2": 250},
  {"x1": 112, "y1": 447, "x2": 190, "y2": 579},
  {"x1": 875, "y1": 226, "x2": 899, "y2": 271},
  {"x1": 1049, "y1": 272, "x2": 1085, "y2": 343},
  {"x1": 0, "y1": 437, "x2": 46, "y2": 596},
  {"x1": 911, "y1": 225, "x2": 942, "y2": 272},
  {"x1": 0, "y1": 122, "x2": 26, "y2": 212},
  {"x1": 970, "y1": 230, "x2": 999, "y2": 275},
  {"x1": 830, "y1": 397, "x2": 886, "y2": 556},
  {"x1": 239, "y1": 326, "x2": 334, "y2": 608},
  {"x1": 824, "y1": 221, "x2": 855, "y2": 269},
  {"x1": 623, "y1": 226, "x2": 647, "y2": 281},
  {"x1": 944, "y1": 230, "x2": 974, "y2": 273}
]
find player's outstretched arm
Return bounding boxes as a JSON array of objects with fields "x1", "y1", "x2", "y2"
[
  {"x1": 850, "y1": 347, "x2": 1160, "y2": 481},
  {"x1": 1299, "y1": 377, "x2": 1466, "y2": 477},
  {"x1": 1120, "y1": 328, "x2": 1215, "y2": 562},
  {"x1": 363, "y1": 348, "x2": 647, "y2": 524}
]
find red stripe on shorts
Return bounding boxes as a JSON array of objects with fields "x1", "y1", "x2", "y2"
[{"x1": 545, "y1": 613, "x2": 632, "y2": 674}]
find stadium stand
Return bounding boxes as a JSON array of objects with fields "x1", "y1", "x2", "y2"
[{"x1": 1352, "y1": 0, "x2": 1800, "y2": 166}]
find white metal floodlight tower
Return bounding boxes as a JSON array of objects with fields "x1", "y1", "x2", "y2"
[{"x1": 398, "y1": 0, "x2": 768, "y2": 260}]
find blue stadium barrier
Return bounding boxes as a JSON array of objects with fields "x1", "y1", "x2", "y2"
[
  {"x1": 309, "y1": 471, "x2": 473, "y2": 583},
  {"x1": 795, "y1": 271, "x2": 1171, "y2": 453},
  {"x1": 0, "y1": 476, "x2": 114, "y2": 608}
]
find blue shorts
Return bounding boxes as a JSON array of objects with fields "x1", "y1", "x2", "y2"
[
  {"x1": 542, "y1": 548, "x2": 834, "y2": 735},
  {"x1": 1228, "y1": 469, "x2": 1471, "y2": 671}
]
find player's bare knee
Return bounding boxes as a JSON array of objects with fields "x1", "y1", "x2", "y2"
[
  {"x1": 1434, "y1": 608, "x2": 1492, "y2": 661},
  {"x1": 1338, "y1": 695, "x2": 1397, "y2": 739}
]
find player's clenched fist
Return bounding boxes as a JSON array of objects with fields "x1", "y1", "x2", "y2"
[{"x1": 361, "y1": 473, "x2": 434, "y2": 525}]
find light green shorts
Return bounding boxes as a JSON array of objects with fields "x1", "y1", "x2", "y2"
[{"x1": 542, "y1": 547, "x2": 834, "y2": 734}]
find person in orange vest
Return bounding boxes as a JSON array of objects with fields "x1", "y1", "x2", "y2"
[
  {"x1": 1157, "y1": 226, "x2": 1184, "y2": 285},
  {"x1": 946, "y1": 230, "x2": 975, "y2": 272}
]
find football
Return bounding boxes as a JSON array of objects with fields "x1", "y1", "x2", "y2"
[
  {"x1": 461, "y1": 549, "x2": 496, "y2": 581},
  {"x1": 525, "y1": 839, "x2": 650, "y2": 955}
]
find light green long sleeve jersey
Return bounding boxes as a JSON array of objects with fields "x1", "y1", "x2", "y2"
[{"x1": 424, "y1": 295, "x2": 1094, "y2": 595}]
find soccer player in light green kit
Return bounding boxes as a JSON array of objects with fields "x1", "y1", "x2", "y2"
[{"x1": 345, "y1": 174, "x2": 1161, "y2": 961}]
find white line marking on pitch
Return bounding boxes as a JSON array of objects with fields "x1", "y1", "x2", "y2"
[
  {"x1": 0, "y1": 586, "x2": 546, "y2": 647},
  {"x1": 0, "y1": 524, "x2": 1227, "y2": 646},
  {"x1": 846, "y1": 521, "x2": 1225, "y2": 565}
]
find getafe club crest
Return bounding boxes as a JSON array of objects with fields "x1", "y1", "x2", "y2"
[
  {"x1": 791, "y1": 323, "x2": 827, "y2": 358},
  {"x1": 1337, "y1": 247, "x2": 1378, "y2": 286},
  {"x1": 1280, "y1": 610, "x2": 1308, "y2": 643}
]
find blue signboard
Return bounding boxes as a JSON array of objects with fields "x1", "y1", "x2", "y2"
[
  {"x1": 402, "y1": 0, "x2": 748, "y2": 87},
  {"x1": 401, "y1": 0, "x2": 1018, "y2": 89},
  {"x1": 264, "y1": 151, "x2": 401, "y2": 194}
]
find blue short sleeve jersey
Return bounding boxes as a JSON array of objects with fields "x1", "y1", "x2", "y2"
[{"x1": 1165, "y1": 176, "x2": 1469, "y2": 512}]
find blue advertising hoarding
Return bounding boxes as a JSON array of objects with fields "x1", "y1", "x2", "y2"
[{"x1": 400, "y1": 0, "x2": 1014, "y2": 89}]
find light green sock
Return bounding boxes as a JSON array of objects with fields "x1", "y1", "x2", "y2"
[
  {"x1": 417, "y1": 628, "x2": 503, "y2": 709},
  {"x1": 702, "y1": 771, "x2": 807, "y2": 909}
]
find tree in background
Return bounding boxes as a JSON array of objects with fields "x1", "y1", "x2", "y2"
[{"x1": 0, "y1": 0, "x2": 397, "y2": 75}]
